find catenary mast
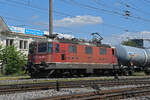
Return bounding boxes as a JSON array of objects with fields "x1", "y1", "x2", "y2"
[{"x1": 49, "y1": 0, "x2": 53, "y2": 35}]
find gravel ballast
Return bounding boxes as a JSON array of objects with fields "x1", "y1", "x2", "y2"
[
  {"x1": 0, "y1": 88, "x2": 96, "y2": 100},
  {"x1": 0, "y1": 84, "x2": 141, "y2": 100}
]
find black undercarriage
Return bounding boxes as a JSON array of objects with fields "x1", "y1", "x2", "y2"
[{"x1": 25, "y1": 62, "x2": 146, "y2": 78}]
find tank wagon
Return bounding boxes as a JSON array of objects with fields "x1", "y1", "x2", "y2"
[
  {"x1": 115, "y1": 45, "x2": 150, "y2": 74},
  {"x1": 26, "y1": 38, "x2": 118, "y2": 78}
]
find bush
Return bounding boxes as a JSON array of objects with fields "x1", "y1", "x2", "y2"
[{"x1": 0, "y1": 45, "x2": 27, "y2": 75}]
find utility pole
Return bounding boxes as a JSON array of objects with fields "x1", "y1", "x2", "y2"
[{"x1": 49, "y1": 0, "x2": 53, "y2": 35}]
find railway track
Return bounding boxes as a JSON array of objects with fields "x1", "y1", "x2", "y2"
[
  {"x1": 1, "y1": 77, "x2": 150, "y2": 95},
  {"x1": 32, "y1": 85, "x2": 150, "y2": 100}
]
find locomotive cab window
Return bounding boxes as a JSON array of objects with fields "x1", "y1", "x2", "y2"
[
  {"x1": 69, "y1": 45, "x2": 77, "y2": 53},
  {"x1": 38, "y1": 42, "x2": 47, "y2": 53},
  {"x1": 29, "y1": 42, "x2": 36, "y2": 54},
  {"x1": 55, "y1": 44, "x2": 59, "y2": 53},
  {"x1": 100, "y1": 48, "x2": 106, "y2": 55},
  {"x1": 85, "y1": 46, "x2": 92, "y2": 54},
  {"x1": 48, "y1": 43, "x2": 53, "y2": 53}
]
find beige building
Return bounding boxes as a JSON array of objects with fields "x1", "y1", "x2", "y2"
[
  {"x1": 0, "y1": 32, "x2": 46, "y2": 55},
  {"x1": 0, "y1": 17, "x2": 46, "y2": 55}
]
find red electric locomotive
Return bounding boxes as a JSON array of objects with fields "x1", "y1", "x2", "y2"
[{"x1": 26, "y1": 34, "x2": 118, "y2": 78}]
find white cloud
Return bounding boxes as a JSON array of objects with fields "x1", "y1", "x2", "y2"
[
  {"x1": 140, "y1": 31, "x2": 150, "y2": 34},
  {"x1": 44, "y1": 31, "x2": 74, "y2": 40},
  {"x1": 57, "y1": 33, "x2": 74, "y2": 39},
  {"x1": 54, "y1": 15, "x2": 103, "y2": 27}
]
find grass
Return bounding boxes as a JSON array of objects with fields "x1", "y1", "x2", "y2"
[
  {"x1": 0, "y1": 76, "x2": 115, "y2": 85},
  {"x1": 132, "y1": 71, "x2": 146, "y2": 76},
  {"x1": 0, "y1": 75, "x2": 30, "y2": 80}
]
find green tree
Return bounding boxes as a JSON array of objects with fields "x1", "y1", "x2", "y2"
[
  {"x1": 122, "y1": 40, "x2": 139, "y2": 47},
  {"x1": 0, "y1": 44, "x2": 3, "y2": 60},
  {"x1": 0, "y1": 45, "x2": 27, "y2": 75},
  {"x1": 0, "y1": 44, "x2": 3, "y2": 73}
]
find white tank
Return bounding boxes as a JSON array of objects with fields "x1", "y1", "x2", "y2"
[{"x1": 115, "y1": 45, "x2": 150, "y2": 67}]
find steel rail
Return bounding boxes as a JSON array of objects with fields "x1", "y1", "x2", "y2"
[
  {"x1": 1, "y1": 78, "x2": 150, "y2": 95},
  {"x1": 32, "y1": 85, "x2": 150, "y2": 100}
]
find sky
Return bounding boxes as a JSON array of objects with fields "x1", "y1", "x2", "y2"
[{"x1": 1, "y1": 0, "x2": 150, "y2": 45}]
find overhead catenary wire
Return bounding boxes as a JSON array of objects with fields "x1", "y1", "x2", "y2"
[
  {"x1": 62, "y1": 0, "x2": 124, "y2": 16},
  {"x1": 0, "y1": 0, "x2": 145, "y2": 34},
  {"x1": 0, "y1": 0, "x2": 77, "y2": 31},
  {"x1": 143, "y1": 0, "x2": 150, "y2": 4},
  {"x1": 92, "y1": 0, "x2": 150, "y2": 28},
  {"x1": 119, "y1": 0, "x2": 150, "y2": 16},
  {"x1": 63, "y1": 0, "x2": 150, "y2": 23},
  {"x1": 1, "y1": 0, "x2": 134, "y2": 32},
  {"x1": 60, "y1": 0, "x2": 148, "y2": 32},
  {"x1": 3, "y1": 16, "x2": 49, "y2": 30},
  {"x1": 3, "y1": 0, "x2": 150, "y2": 24},
  {"x1": 0, "y1": 0, "x2": 73, "y2": 17},
  {"x1": 92, "y1": 0, "x2": 123, "y2": 12}
]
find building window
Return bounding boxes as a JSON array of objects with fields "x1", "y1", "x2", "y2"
[
  {"x1": 55, "y1": 44, "x2": 59, "y2": 53},
  {"x1": 19, "y1": 40, "x2": 28, "y2": 49},
  {"x1": 69, "y1": 45, "x2": 77, "y2": 53},
  {"x1": 24, "y1": 41, "x2": 28, "y2": 49},
  {"x1": 6, "y1": 39, "x2": 14, "y2": 46},
  {"x1": 19, "y1": 40, "x2": 23, "y2": 49},
  {"x1": 85, "y1": 46, "x2": 92, "y2": 54},
  {"x1": 100, "y1": 48, "x2": 106, "y2": 55},
  {"x1": 6, "y1": 39, "x2": 9, "y2": 46}
]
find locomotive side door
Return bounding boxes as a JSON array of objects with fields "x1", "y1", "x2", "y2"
[
  {"x1": 59, "y1": 43, "x2": 66, "y2": 62},
  {"x1": 111, "y1": 48, "x2": 117, "y2": 64},
  {"x1": 53, "y1": 42, "x2": 66, "y2": 62}
]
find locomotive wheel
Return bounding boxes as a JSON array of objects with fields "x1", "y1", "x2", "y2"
[
  {"x1": 144, "y1": 68, "x2": 150, "y2": 75},
  {"x1": 124, "y1": 71, "x2": 129, "y2": 76},
  {"x1": 144, "y1": 71, "x2": 150, "y2": 75},
  {"x1": 123, "y1": 70, "x2": 133, "y2": 76},
  {"x1": 30, "y1": 73, "x2": 39, "y2": 78},
  {"x1": 129, "y1": 70, "x2": 133, "y2": 76}
]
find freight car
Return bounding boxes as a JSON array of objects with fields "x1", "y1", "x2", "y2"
[
  {"x1": 26, "y1": 38, "x2": 119, "y2": 78},
  {"x1": 115, "y1": 45, "x2": 150, "y2": 75}
]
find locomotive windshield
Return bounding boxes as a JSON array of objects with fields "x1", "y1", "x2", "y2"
[
  {"x1": 37, "y1": 42, "x2": 53, "y2": 53},
  {"x1": 38, "y1": 42, "x2": 47, "y2": 53}
]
